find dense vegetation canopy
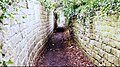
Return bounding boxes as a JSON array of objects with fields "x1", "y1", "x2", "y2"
[{"x1": 39, "y1": 0, "x2": 120, "y2": 24}]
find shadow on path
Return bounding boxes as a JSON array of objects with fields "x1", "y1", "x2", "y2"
[{"x1": 35, "y1": 28, "x2": 94, "y2": 66}]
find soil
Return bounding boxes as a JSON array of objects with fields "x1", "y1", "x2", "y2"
[{"x1": 34, "y1": 29, "x2": 94, "y2": 66}]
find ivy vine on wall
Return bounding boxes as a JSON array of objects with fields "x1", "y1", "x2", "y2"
[
  {"x1": 39, "y1": 0, "x2": 120, "y2": 25},
  {"x1": 0, "y1": 0, "x2": 15, "y2": 66},
  {"x1": 0, "y1": 0, "x2": 14, "y2": 24},
  {"x1": 0, "y1": 0, "x2": 29, "y2": 66}
]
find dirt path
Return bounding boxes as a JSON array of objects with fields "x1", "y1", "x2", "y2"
[{"x1": 35, "y1": 29, "x2": 94, "y2": 66}]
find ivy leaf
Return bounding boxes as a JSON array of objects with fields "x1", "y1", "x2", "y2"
[
  {"x1": 8, "y1": 14, "x2": 14, "y2": 19},
  {"x1": 3, "y1": 61, "x2": 7, "y2": 67},
  {"x1": 7, "y1": 60, "x2": 13, "y2": 64},
  {"x1": 0, "y1": 20, "x2": 3, "y2": 24},
  {"x1": 0, "y1": 43, "x2": 3, "y2": 49},
  {"x1": 2, "y1": 53, "x2": 5, "y2": 57},
  {"x1": 0, "y1": 27, "x2": 2, "y2": 30}
]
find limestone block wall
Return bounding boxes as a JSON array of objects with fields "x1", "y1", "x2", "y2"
[
  {"x1": 73, "y1": 14, "x2": 120, "y2": 66},
  {"x1": 0, "y1": 0, "x2": 53, "y2": 66}
]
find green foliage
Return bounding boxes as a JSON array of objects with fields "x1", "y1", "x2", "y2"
[
  {"x1": 0, "y1": 59, "x2": 13, "y2": 67},
  {"x1": 39, "y1": 0, "x2": 120, "y2": 25},
  {"x1": 0, "y1": 0, "x2": 14, "y2": 65},
  {"x1": 61, "y1": 0, "x2": 79, "y2": 19},
  {"x1": 0, "y1": 0, "x2": 27, "y2": 66},
  {"x1": 38, "y1": 0, "x2": 56, "y2": 12},
  {"x1": 0, "y1": 61, "x2": 6, "y2": 67},
  {"x1": 0, "y1": 46, "x2": 14, "y2": 66},
  {"x1": 7, "y1": 59, "x2": 13, "y2": 64},
  {"x1": 62, "y1": 0, "x2": 120, "y2": 18},
  {"x1": 0, "y1": 0, "x2": 14, "y2": 24}
]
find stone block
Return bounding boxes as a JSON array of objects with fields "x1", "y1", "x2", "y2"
[
  {"x1": 94, "y1": 41, "x2": 102, "y2": 48},
  {"x1": 101, "y1": 44, "x2": 106, "y2": 50},
  {"x1": 9, "y1": 33, "x2": 22, "y2": 48},
  {"x1": 102, "y1": 58, "x2": 111, "y2": 66},
  {"x1": 111, "y1": 48, "x2": 120, "y2": 57},
  {"x1": 113, "y1": 57, "x2": 119, "y2": 66},
  {"x1": 103, "y1": 52, "x2": 108, "y2": 60},
  {"x1": 109, "y1": 41, "x2": 120, "y2": 50},
  {"x1": 21, "y1": 28, "x2": 28, "y2": 38},
  {"x1": 19, "y1": 47, "x2": 27, "y2": 62},
  {"x1": 93, "y1": 46, "x2": 99, "y2": 52},
  {"x1": 104, "y1": 46, "x2": 112, "y2": 53},
  {"x1": 94, "y1": 54, "x2": 101, "y2": 61},
  {"x1": 98, "y1": 49, "x2": 105, "y2": 57},
  {"x1": 105, "y1": 61, "x2": 112, "y2": 66},
  {"x1": 119, "y1": 58, "x2": 120, "y2": 66},
  {"x1": 94, "y1": 60, "x2": 99, "y2": 65},
  {"x1": 19, "y1": 23, "x2": 27, "y2": 32},
  {"x1": 107, "y1": 54, "x2": 115, "y2": 63},
  {"x1": 102, "y1": 38, "x2": 111, "y2": 46}
]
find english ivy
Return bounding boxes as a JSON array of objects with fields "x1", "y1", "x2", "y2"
[
  {"x1": 0, "y1": 0, "x2": 15, "y2": 24},
  {"x1": 39, "y1": 0, "x2": 120, "y2": 25},
  {"x1": 0, "y1": 0, "x2": 15, "y2": 66}
]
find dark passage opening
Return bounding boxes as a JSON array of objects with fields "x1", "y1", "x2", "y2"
[{"x1": 56, "y1": 27, "x2": 65, "y2": 32}]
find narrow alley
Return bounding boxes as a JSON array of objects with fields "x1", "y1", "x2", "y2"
[
  {"x1": 0, "y1": 0, "x2": 120, "y2": 66},
  {"x1": 34, "y1": 28, "x2": 94, "y2": 66}
]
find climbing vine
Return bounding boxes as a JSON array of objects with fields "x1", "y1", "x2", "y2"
[
  {"x1": 0, "y1": 0, "x2": 25, "y2": 29},
  {"x1": 38, "y1": 0, "x2": 56, "y2": 12},
  {"x1": 0, "y1": 0, "x2": 25, "y2": 66},
  {"x1": 0, "y1": 0, "x2": 14, "y2": 66},
  {"x1": 62, "y1": 0, "x2": 120, "y2": 24},
  {"x1": 39, "y1": 0, "x2": 120, "y2": 25},
  {"x1": 0, "y1": 43, "x2": 13, "y2": 65},
  {"x1": 0, "y1": 0, "x2": 14, "y2": 24}
]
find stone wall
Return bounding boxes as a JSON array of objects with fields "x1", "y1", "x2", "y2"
[
  {"x1": 0, "y1": 0, "x2": 53, "y2": 66},
  {"x1": 73, "y1": 13, "x2": 120, "y2": 66}
]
